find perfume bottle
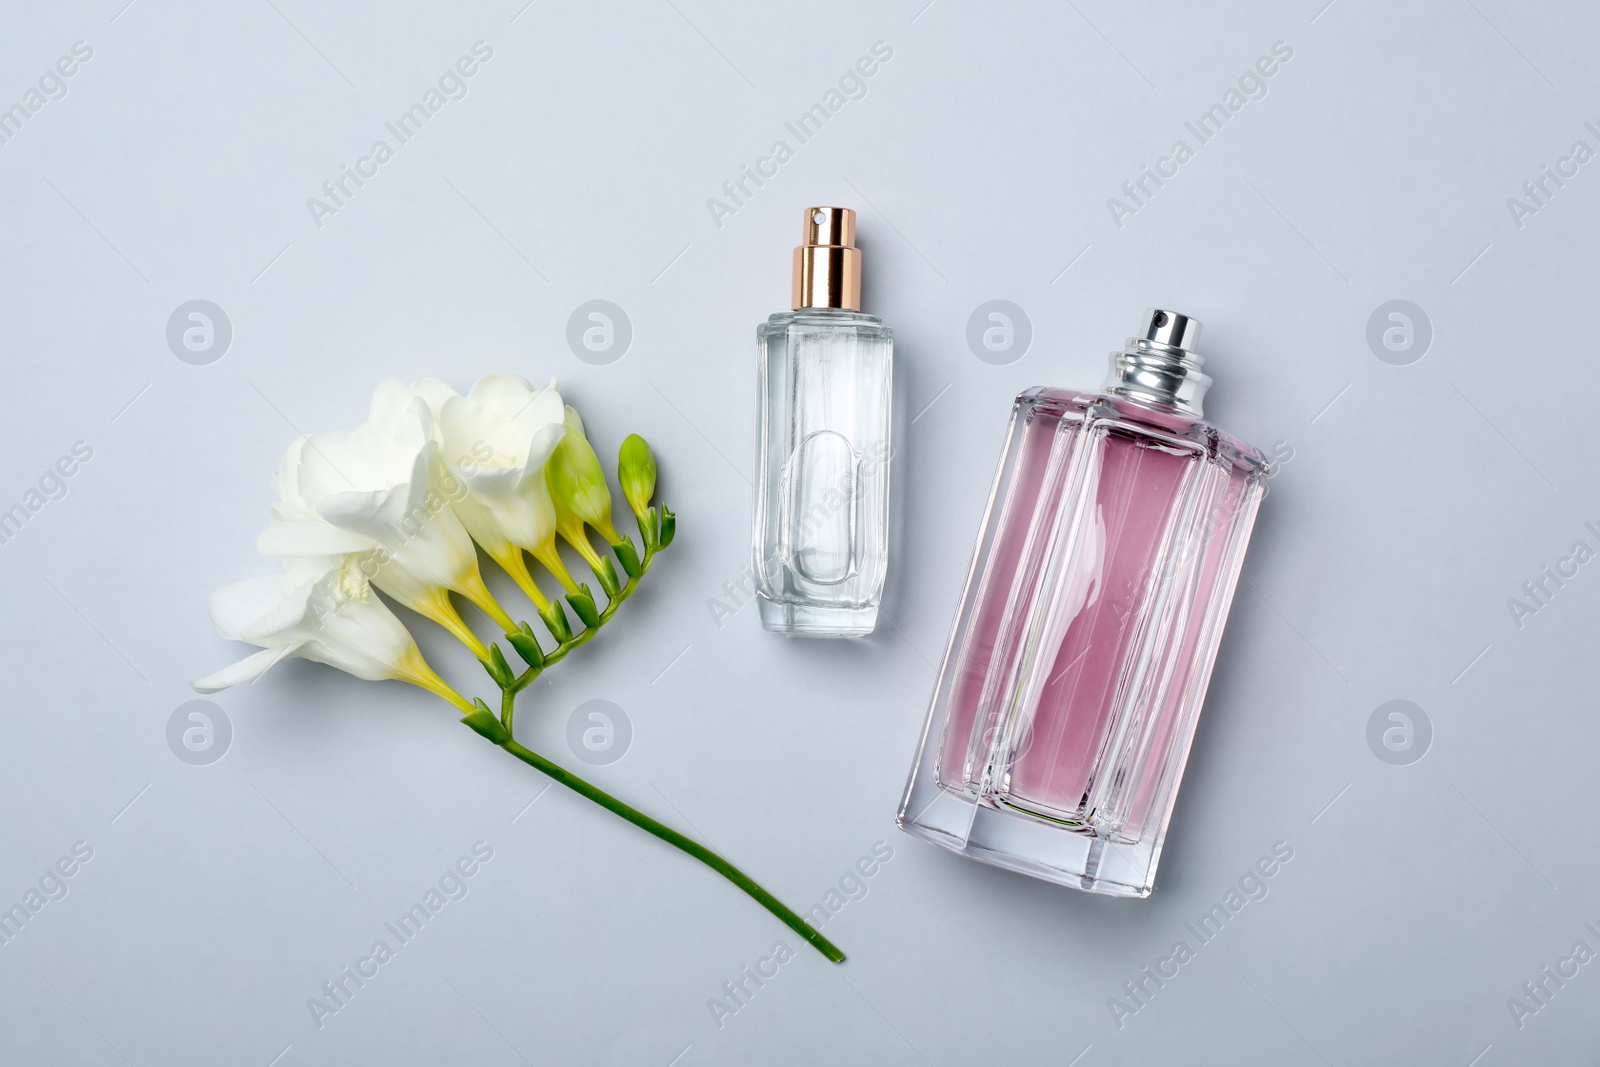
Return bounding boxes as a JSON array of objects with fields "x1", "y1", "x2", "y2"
[
  {"x1": 752, "y1": 206, "x2": 893, "y2": 636},
  {"x1": 897, "y1": 310, "x2": 1269, "y2": 897}
]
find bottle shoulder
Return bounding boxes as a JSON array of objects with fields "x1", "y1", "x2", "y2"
[
  {"x1": 760, "y1": 309, "x2": 891, "y2": 338},
  {"x1": 1015, "y1": 387, "x2": 1269, "y2": 473}
]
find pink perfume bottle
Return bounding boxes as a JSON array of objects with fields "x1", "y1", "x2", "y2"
[{"x1": 897, "y1": 310, "x2": 1270, "y2": 897}]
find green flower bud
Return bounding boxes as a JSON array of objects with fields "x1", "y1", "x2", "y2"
[
  {"x1": 548, "y1": 426, "x2": 623, "y2": 545},
  {"x1": 617, "y1": 434, "x2": 657, "y2": 519}
]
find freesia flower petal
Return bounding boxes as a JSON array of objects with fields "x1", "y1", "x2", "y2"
[
  {"x1": 520, "y1": 421, "x2": 567, "y2": 488},
  {"x1": 315, "y1": 485, "x2": 409, "y2": 542},
  {"x1": 507, "y1": 378, "x2": 564, "y2": 443},
  {"x1": 191, "y1": 645, "x2": 297, "y2": 692},
  {"x1": 303, "y1": 582, "x2": 424, "y2": 681},
  {"x1": 194, "y1": 555, "x2": 452, "y2": 696},
  {"x1": 439, "y1": 395, "x2": 511, "y2": 468},
  {"x1": 294, "y1": 430, "x2": 386, "y2": 500},
  {"x1": 466, "y1": 374, "x2": 538, "y2": 420},
  {"x1": 428, "y1": 376, "x2": 569, "y2": 562},
  {"x1": 409, "y1": 378, "x2": 460, "y2": 421},
  {"x1": 270, "y1": 438, "x2": 320, "y2": 525},
  {"x1": 368, "y1": 379, "x2": 421, "y2": 434},
  {"x1": 260, "y1": 379, "x2": 497, "y2": 630},
  {"x1": 207, "y1": 574, "x2": 295, "y2": 639}
]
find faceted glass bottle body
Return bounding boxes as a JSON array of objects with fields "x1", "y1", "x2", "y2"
[
  {"x1": 753, "y1": 309, "x2": 893, "y2": 636},
  {"x1": 897, "y1": 387, "x2": 1267, "y2": 896}
]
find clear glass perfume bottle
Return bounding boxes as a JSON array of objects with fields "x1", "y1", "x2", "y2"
[
  {"x1": 897, "y1": 310, "x2": 1269, "y2": 897},
  {"x1": 752, "y1": 207, "x2": 893, "y2": 636}
]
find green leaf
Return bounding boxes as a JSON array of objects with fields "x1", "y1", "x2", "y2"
[
  {"x1": 613, "y1": 538, "x2": 642, "y2": 579},
  {"x1": 594, "y1": 556, "x2": 623, "y2": 599},
  {"x1": 484, "y1": 644, "x2": 514, "y2": 688},
  {"x1": 617, "y1": 434, "x2": 657, "y2": 519},
  {"x1": 659, "y1": 506, "x2": 676, "y2": 548},
  {"x1": 507, "y1": 626, "x2": 544, "y2": 669},
  {"x1": 637, "y1": 506, "x2": 658, "y2": 550},
  {"x1": 460, "y1": 700, "x2": 511, "y2": 744},
  {"x1": 567, "y1": 587, "x2": 601, "y2": 629},
  {"x1": 540, "y1": 600, "x2": 572, "y2": 643}
]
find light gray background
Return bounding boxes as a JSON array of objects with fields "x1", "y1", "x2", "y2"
[{"x1": 1, "y1": 0, "x2": 1595, "y2": 1064}]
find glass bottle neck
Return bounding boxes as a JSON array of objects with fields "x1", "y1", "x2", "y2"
[
  {"x1": 769, "y1": 308, "x2": 883, "y2": 327},
  {"x1": 1102, "y1": 336, "x2": 1211, "y2": 418}
]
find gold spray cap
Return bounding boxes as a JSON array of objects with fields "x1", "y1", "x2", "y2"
[{"x1": 792, "y1": 206, "x2": 861, "y2": 311}]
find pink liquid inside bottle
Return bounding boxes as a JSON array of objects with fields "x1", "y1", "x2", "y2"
[{"x1": 898, "y1": 310, "x2": 1268, "y2": 897}]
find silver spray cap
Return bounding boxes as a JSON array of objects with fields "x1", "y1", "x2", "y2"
[{"x1": 1103, "y1": 308, "x2": 1212, "y2": 417}]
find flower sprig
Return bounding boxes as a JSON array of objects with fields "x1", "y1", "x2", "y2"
[{"x1": 194, "y1": 376, "x2": 841, "y2": 964}]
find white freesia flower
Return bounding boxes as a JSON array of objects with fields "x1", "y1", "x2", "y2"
[
  {"x1": 190, "y1": 372, "x2": 834, "y2": 961},
  {"x1": 191, "y1": 555, "x2": 470, "y2": 712},
  {"x1": 256, "y1": 380, "x2": 515, "y2": 658},
  {"x1": 412, "y1": 375, "x2": 578, "y2": 601}
]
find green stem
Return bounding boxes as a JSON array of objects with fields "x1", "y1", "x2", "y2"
[
  {"x1": 508, "y1": 542, "x2": 655, "y2": 693},
  {"x1": 477, "y1": 521, "x2": 843, "y2": 962},
  {"x1": 495, "y1": 736, "x2": 844, "y2": 963}
]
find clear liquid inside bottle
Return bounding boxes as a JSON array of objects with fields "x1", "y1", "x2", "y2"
[{"x1": 753, "y1": 309, "x2": 893, "y2": 636}]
